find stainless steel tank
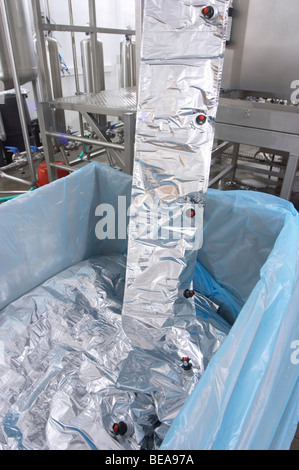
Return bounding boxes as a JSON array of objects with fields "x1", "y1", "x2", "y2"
[
  {"x1": 120, "y1": 35, "x2": 136, "y2": 89},
  {"x1": 81, "y1": 34, "x2": 105, "y2": 93},
  {"x1": 45, "y1": 37, "x2": 66, "y2": 133},
  {"x1": 0, "y1": 0, "x2": 38, "y2": 90},
  {"x1": 45, "y1": 37, "x2": 63, "y2": 100}
]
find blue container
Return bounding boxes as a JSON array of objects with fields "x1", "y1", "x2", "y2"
[{"x1": 0, "y1": 162, "x2": 298, "y2": 450}]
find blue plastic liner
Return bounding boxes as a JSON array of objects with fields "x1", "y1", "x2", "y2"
[
  {"x1": 0, "y1": 163, "x2": 132, "y2": 312},
  {"x1": 163, "y1": 190, "x2": 299, "y2": 450},
  {"x1": 0, "y1": 162, "x2": 298, "y2": 450}
]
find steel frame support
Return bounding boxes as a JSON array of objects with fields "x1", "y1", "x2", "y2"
[
  {"x1": 280, "y1": 155, "x2": 299, "y2": 201},
  {"x1": 215, "y1": 98, "x2": 299, "y2": 200},
  {"x1": 31, "y1": 0, "x2": 139, "y2": 181},
  {"x1": 123, "y1": 113, "x2": 136, "y2": 175}
]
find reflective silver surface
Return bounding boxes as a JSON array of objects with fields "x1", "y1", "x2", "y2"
[
  {"x1": 81, "y1": 36, "x2": 105, "y2": 94},
  {"x1": 0, "y1": 255, "x2": 229, "y2": 450},
  {"x1": 120, "y1": 36, "x2": 136, "y2": 89},
  {"x1": 51, "y1": 87, "x2": 137, "y2": 117},
  {"x1": 45, "y1": 36, "x2": 66, "y2": 133},
  {"x1": 0, "y1": 0, "x2": 38, "y2": 90},
  {"x1": 222, "y1": 0, "x2": 299, "y2": 100},
  {"x1": 122, "y1": 0, "x2": 230, "y2": 349}
]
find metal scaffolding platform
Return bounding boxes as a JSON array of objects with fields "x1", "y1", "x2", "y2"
[
  {"x1": 50, "y1": 88, "x2": 137, "y2": 117},
  {"x1": 31, "y1": 0, "x2": 139, "y2": 180}
]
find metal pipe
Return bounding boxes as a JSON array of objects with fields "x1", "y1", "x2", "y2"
[
  {"x1": 41, "y1": 24, "x2": 136, "y2": 35},
  {"x1": 0, "y1": 110, "x2": 6, "y2": 141},
  {"x1": 0, "y1": 171, "x2": 32, "y2": 186},
  {"x1": 68, "y1": 0, "x2": 80, "y2": 95},
  {"x1": 59, "y1": 146, "x2": 70, "y2": 166},
  {"x1": 135, "y1": 0, "x2": 144, "y2": 91},
  {"x1": 87, "y1": 0, "x2": 107, "y2": 128},
  {"x1": 208, "y1": 165, "x2": 234, "y2": 187},
  {"x1": 88, "y1": 0, "x2": 101, "y2": 93},
  {"x1": 10, "y1": 145, "x2": 43, "y2": 159},
  {"x1": 69, "y1": 148, "x2": 106, "y2": 166},
  {"x1": 211, "y1": 142, "x2": 233, "y2": 162},
  {"x1": 31, "y1": 2, "x2": 61, "y2": 183},
  {"x1": 46, "y1": 131, "x2": 125, "y2": 151},
  {"x1": 0, "y1": 190, "x2": 28, "y2": 194},
  {"x1": 68, "y1": 0, "x2": 85, "y2": 139},
  {"x1": 0, "y1": 0, "x2": 37, "y2": 187},
  {"x1": 50, "y1": 163, "x2": 76, "y2": 173},
  {"x1": 45, "y1": 0, "x2": 50, "y2": 22},
  {"x1": 88, "y1": 149, "x2": 107, "y2": 159},
  {"x1": 31, "y1": 2, "x2": 53, "y2": 103}
]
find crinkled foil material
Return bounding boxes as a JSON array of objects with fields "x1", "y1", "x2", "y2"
[
  {"x1": 0, "y1": 0, "x2": 231, "y2": 450},
  {"x1": 122, "y1": 0, "x2": 230, "y2": 349},
  {"x1": 0, "y1": 255, "x2": 230, "y2": 450}
]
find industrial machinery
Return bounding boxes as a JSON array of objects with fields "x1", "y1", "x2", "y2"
[
  {"x1": 43, "y1": 36, "x2": 66, "y2": 133},
  {"x1": 81, "y1": 33, "x2": 105, "y2": 94},
  {"x1": 0, "y1": 0, "x2": 39, "y2": 187},
  {"x1": 0, "y1": 0, "x2": 138, "y2": 195},
  {"x1": 0, "y1": 0, "x2": 38, "y2": 90},
  {"x1": 120, "y1": 35, "x2": 136, "y2": 89},
  {"x1": 213, "y1": 0, "x2": 299, "y2": 200},
  {"x1": 31, "y1": 0, "x2": 137, "y2": 179}
]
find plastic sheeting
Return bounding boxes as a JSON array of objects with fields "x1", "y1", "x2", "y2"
[
  {"x1": 0, "y1": 251, "x2": 229, "y2": 450},
  {"x1": 162, "y1": 190, "x2": 299, "y2": 450},
  {"x1": 0, "y1": 162, "x2": 298, "y2": 449}
]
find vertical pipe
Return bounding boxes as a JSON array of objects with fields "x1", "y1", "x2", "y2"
[
  {"x1": 45, "y1": 0, "x2": 51, "y2": 23},
  {"x1": 0, "y1": 111, "x2": 6, "y2": 141},
  {"x1": 280, "y1": 154, "x2": 299, "y2": 201},
  {"x1": 123, "y1": 112, "x2": 136, "y2": 175},
  {"x1": 68, "y1": 0, "x2": 84, "y2": 138},
  {"x1": 32, "y1": 79, "x2": 58, "y2": 183},
  {"x1": 31, "y1": 0, "x2": 58, "y2": 183},
  {"x1": 88, "y1": 0, "x2": 101, "y2": 94},
  {"x1": 31, "y1": 0, "x2": 54, "y2": 103},
  {"x1": 0, "y1": 0, "x2": 37, "y2": 187},
  {"x1": 231, "y1": 143, "x2": 240, "y2": 181},
  {"x1": 68, "y1": 0, "x2": 80, "y2": 95},
  {"x1": 135, "y1": 0, "x2": 144, "y2": 95},
  {"x1": 88, "y1": 0, "x2": 106, "y2": 127}
]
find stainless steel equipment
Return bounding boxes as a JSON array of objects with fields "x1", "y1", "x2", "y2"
[
  {"x1": 45, "y1": 36, "x2": 66, "y2": 133},
  {"x1": 45, "y1": 37, "x2": 63, "y2": 100},
  {"x1": 48, "y1": 87, "x2": 136, "y2": 174},
  {"x1": 31, "y1": 0, "x2": 136, "y2": 181},
  {"x1": 222, "y1": 0, "x2": 299, "y2": 101},
  {"x1": 0, "y1": 0, "x2": 37, "y2": 186},
  {"x1": 0, "y1": 0, "x2": 38, "y2": 90},
  {"x1": 120, "y1": 35, "x2": 136, "y2": 89},
  {"x1": 212, "y1": 0, "x2": 299, "y2": 201},
  {"x1": 81, "y1": 34, "x2": 105, "y2": 93}
]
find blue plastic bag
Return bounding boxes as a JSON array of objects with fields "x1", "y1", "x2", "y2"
[
  {"x1": 0, "y1": 163, "x2": 298, "y2": 450},
  {"x1": 162, "y1": 190, "x2": 299, "y2": 450}
]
